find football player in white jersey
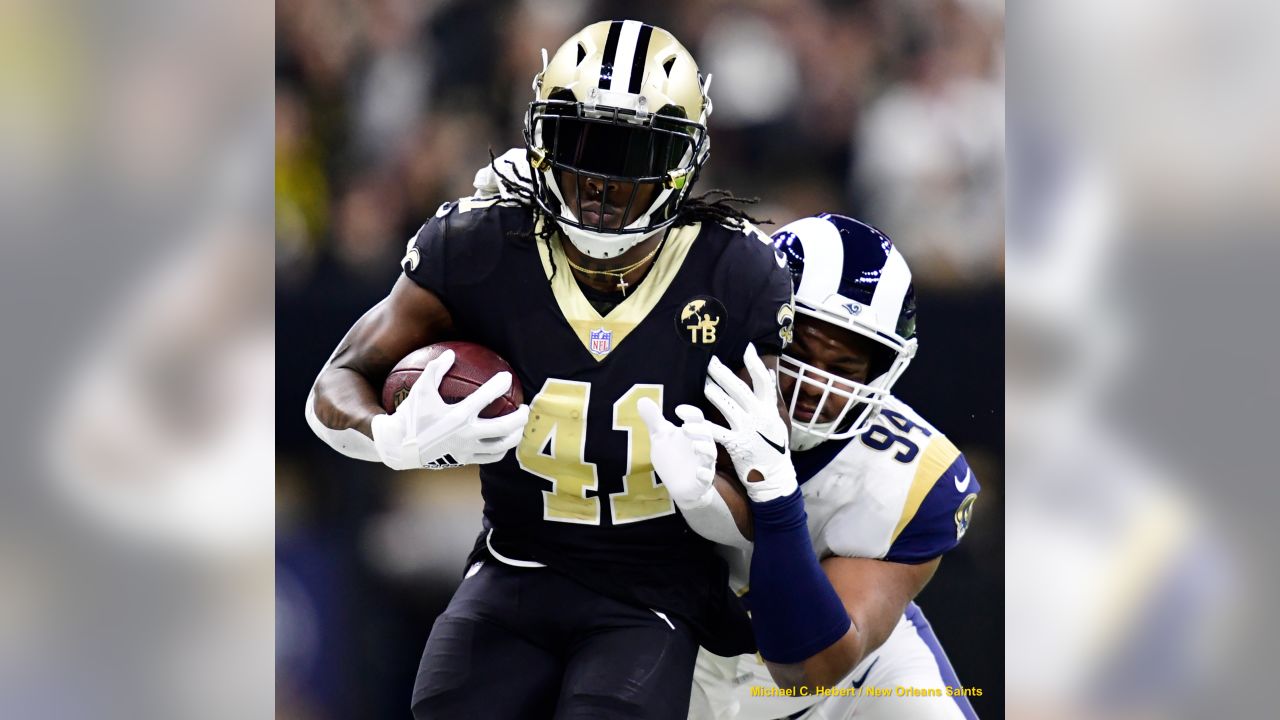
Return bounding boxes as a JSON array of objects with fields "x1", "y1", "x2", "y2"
[{"x1": 641, "y1": 213, "x2": 981, "y2": 719}]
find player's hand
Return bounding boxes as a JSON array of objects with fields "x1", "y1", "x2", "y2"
[
  {"x1": 371, "y1": 349, "x2": 530, "y2": 470},
  {"x1": 637, "y1": 398, "x2": 718, "y2": 509},
  {"x1": 703, "y1": 343, "x2": 798, "y2": 503}
]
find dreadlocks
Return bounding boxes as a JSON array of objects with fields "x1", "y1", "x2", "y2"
[
  {"x1": 674, "y1": 189, "x2": 769, "y2": 230},
  {"x1": 487, "y1": 150, "x2": 564, "y2": 279}
]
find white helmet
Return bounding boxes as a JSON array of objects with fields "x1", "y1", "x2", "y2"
[
  {"x1": 771, "y1": 214, "x2": 919, "y2": 451},
  {"x1": 524, "y1": 20, "x2": 712, "y2": 259}
]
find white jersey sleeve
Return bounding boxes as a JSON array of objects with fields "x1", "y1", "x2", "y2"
[{"x1": 798, "y1": 400, "x2": 980, "y2": 564}]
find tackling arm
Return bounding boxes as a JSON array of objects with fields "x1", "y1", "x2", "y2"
[
  {"x1": 679, "y1": 354, "x2": 790, "y2": 544},
  {"x1": 764, "y1": 556, "x2": 939, "y2": 689},
  {"x1": 640, "y1": 358, "x2": 775, "y2": 548},
  {"x1": 700, "y1": 344, "x2": 938, "y2": 691}
]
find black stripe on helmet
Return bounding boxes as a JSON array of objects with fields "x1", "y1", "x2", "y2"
[
  {"x1": 628, "y1": 24, "x2": 654, "y2": 93},
  {"x1": 599, "y1": 21, "x2": 622, "y2": 89}
]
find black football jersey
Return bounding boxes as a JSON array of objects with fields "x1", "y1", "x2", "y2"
[{"x1": 401, "y1": 197, "x2": 793, "y2": 650}]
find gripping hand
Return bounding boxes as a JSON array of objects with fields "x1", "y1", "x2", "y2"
[
  {"x1": 702, "y1": 343, "x2": 798, "y2": 503},
  {"x1": 371, "y1": 349, "x2": 529, "y2": 470}
]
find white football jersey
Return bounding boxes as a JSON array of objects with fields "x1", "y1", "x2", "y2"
[{"x1": 691, "y1": 398, "x2": 980, "y2": 720}]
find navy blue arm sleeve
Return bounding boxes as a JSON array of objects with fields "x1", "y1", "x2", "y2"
[{"x1": 748, "y1": 490, "x2": 851, "y2": 664}]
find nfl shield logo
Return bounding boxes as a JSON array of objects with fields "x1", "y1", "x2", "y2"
[{"x1": 589, "y1": 328, "x2": 613, "y2": 356}]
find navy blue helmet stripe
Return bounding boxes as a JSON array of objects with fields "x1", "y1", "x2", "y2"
[
  {"x1": 599, "y1": 21, "x2": 623, "y2": 89},
  {"x1": 771, "y1": 213, "x2": 917, "y2": 343},
  {"x1": 818, "y1": 213, "x2": 894, "y2": 306},
  {"x1": 628, "y1": 24, "x2": 654, "y2": 93}
]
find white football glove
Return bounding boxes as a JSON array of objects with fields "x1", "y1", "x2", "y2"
[
  {"x1": 637, "y1": 398, "x2": 719, "y2": 509},
  {"x1": 371, "y1": 349, "x2": 529, "y2": 470},
  {"x1": 703, "y1": 343, "x2": 798, "y2": 503}
]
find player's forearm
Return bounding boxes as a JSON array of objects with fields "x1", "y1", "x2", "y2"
[
  {"x1": 307, "y1": 279, "x2": 454, "y2": 443},
  {"x1": 312, "y1": 365, "x2": 386, "y2": 437},
  {"x1": 745, "y1": 491, "x2": 852, "y2": 677},
  {"x1": 766, "y1": 556, "x2": 939, "y2": 689},
  {"x1": 713, "y1": 472, "x2": 754, "y2": 541},
  {"x1": 305, "y1": 365, "x2": 387, "y2": 462},
  {"x1": 765, "y1": 625, "x2": 864, "y2": 690},
  {"x1": 677, "y1": 475, "x2": 752, "y2": 549}
]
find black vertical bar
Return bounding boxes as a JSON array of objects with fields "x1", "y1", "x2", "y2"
[
  {"x1": 628, "y1": 24, "x2": 654, "y2": 93},
  {"x1": 599, "y1": 21, "x2": 622, "y2": 89}
]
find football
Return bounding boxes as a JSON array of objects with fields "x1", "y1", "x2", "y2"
[{"x1": 381, "y1": 341, "x2": 523, "y2": 417}]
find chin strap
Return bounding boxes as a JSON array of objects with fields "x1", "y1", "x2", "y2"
[
  {"x1": 558, "y1": 219, "x2": 664, "y2": 259},
  {"x1": 789, "y1": 427, "x2": 831, "y2": 452}
]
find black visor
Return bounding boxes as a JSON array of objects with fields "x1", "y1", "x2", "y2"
[
  {"x1": 538, "y1": 100, "x2": 695, "y2": 179},
  {"x1": 524, "y1": 92, "x2": 709, "y2": 237}
]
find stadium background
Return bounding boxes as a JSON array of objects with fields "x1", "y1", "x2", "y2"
[{"x1": 275, "y1": 1, "x2": 1004, "y2": 717}]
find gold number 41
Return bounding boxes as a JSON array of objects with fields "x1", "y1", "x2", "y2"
[{"x1": 516, "y1": 380, "x2": 675, "y2": 525}]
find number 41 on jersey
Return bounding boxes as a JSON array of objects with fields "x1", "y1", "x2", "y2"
[{"x1": 516, "y1": 380, "x2": 675, "y2": 525}]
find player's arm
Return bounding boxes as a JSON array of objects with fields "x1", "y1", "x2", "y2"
[
  {"x1": 700, "y1": 343, "x2": 863, "y2": 688},
  {"x1": 310, "y1": 276, "x2": 454, "y2": 441},
  {"x1": 306, "y1": 210, "x2": 529, "y2": 470},
  {"x1": 764, "y1": 556, "x2": 939, "y2": 689},
  {"x1": 684, "y1": 349, "x2": 940, "y2": 687}
]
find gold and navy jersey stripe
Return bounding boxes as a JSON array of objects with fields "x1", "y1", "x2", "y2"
[{"x1": 885, "y1": 437, "x2": 979, "y2": 563}]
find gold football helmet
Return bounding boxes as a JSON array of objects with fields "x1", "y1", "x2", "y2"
[{"x1": 524, "y1": 20, "x2": 713, "y2": 258}]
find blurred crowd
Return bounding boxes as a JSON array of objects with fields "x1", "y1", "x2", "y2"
[
  {"x1": 276, "y1": 0, "x2": 1004, "y2": 292},
  {"x1": 276, "y1": 1, "x2": 1004, "y2": 718}
]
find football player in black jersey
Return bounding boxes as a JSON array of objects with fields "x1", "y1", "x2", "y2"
[{"x1": 305, "y1": 21, "x2": 793, "y2": 720}]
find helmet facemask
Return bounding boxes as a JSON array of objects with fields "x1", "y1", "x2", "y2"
[
  {"x1": 779, "y1": 308, "x2": 917, "y2": 452},
  {"x1": 525, "y1": 91, "x2": 707, "y2": 258}
]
